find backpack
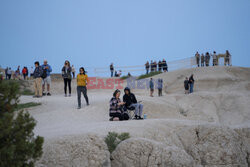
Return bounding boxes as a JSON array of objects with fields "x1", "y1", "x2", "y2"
[{"x1": 41, "y1": 69, "x2": 47, "y2": 79}]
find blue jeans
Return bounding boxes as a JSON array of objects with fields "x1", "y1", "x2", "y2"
[
  {"x1": 111, "y1": 71, "x2": 114, "y2": 77},
  {"x1": 130, "y1": 103, "x2": 143, "y2": 117},
  {"x1": 190, "y1": 83, "x2": 194, "y2": 93}
]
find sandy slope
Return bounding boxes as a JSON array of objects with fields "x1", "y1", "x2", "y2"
[{"x1": 19, "y1": 66, "x2": 250, "y2": 139}]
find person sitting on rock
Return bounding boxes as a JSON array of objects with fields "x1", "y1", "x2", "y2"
[
  {"x1": 109, "y1": 89, "x2": 129, "y2": 121},
  {"x1": 123, "y1": 87, "x2": 143, "y2": 120}
]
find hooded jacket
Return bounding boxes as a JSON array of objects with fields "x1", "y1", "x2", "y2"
[{"x1": 123, "y1": 87, "x2": 137, "y2": 107}]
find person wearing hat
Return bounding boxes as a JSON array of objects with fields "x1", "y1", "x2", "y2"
[{"x1": 123, "y1": 87, "x2": 143, "y2": 120}]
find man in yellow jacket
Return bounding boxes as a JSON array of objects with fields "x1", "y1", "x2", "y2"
[{"x1": 77, "y1": 67, "x2": 89, "y2": 109}]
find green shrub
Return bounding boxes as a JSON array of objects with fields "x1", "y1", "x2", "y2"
[
  {"x1": 105, "y1": 132, "x2": 130, "y2": 153},
  {"x1": 120, "y1": 75, "x2": 130, "y2": 80},
  {"x1": 0, "y1": 80, "x2": 44, "y2": 167},
  {"x1": 16, "y1": 102, "x2": 41, "y2": 111},
  {"x1": 21, "y1": 88, "x2": 35, "y2": 95},
  {"x1": 137, "y1": 71, "x2": 162, "y2": 80}
]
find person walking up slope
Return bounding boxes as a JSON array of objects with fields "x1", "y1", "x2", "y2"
[
  {"x1": 184, "y1": 77, "x2": 189, "y2": 94},
  {"x1": 157, "y1": 78, "x2": 163, "y2": 96},
  {"x1": 77, "y1": 67, "x2": 89, "y2": 109},
  {"x1": 149, "y1": 78, "x2": 154, "y2": 97},
  {"x1": 189, "y1": 74, "x2": 195, "y2": 93}
]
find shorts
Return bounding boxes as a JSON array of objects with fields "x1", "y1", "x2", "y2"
[{"x1": 42, "y1": 76, "x2": 51, "y2": 85}]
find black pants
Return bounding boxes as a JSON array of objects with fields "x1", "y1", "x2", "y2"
[
  {"x1": 64, "y1": 78, "x2": 71, "y2": 95},
  {"x1": 111, "y1": 70, "x2": 114, "y2": 77},
  {"x1": 110, "y1": 112, "x2": 129, "y2": 121},
  {"x1": 77, "y1": 86, "x2": 89, "y2": 107},
  {"x1": 158, "y1": 88, "x2": 162, "y2": 96}
]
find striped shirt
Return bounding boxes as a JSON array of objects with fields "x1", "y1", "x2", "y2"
[{"x1": 109, "y1": 97, "x2": 122, "y2": 114}]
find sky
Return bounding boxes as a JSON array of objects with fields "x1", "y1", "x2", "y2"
[{"x1": 0, "y1": 0, "x2": 250, "y2": 76}]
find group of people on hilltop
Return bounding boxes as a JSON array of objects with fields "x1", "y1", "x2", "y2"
[
  {"x1": 4, "y1": 67, "x2": 13, "y2": 80},
  {"x1": 109, "y1": 63, "x2": 122, "y2": 77},
  {"x1": 195, "y1": 50, "x2": 232, "y2": 67},
  {"x1": 109, "y1": 60, "x2": 168, "y2": 78},
  {"x1": 145, "y1": 59, "x2": 168, "y2": 74}
]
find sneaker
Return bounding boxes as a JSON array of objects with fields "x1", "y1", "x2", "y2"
[
  {"x1": 87, "y1": 103, "x2": 89, "y2": 106},
  {"x1": 47, "y1": 92, "x2": 51, "y2": 96},
  {"x1": 64, "y1": 94, "x2": 67, "y2": 97},
  {"x1": 42, "y1": 93, "x2": 46, "y2": 96},
  {"x1": 138, "y1": 116, "x2": 144, "y2": 120},
  {"x1": 69, "y1": 94, "x2": 71, "y2": 97},
  {"x1": 109, "y1": 117, "x2": 113, "y2": 121},
  {"x1": 133, "y1": 115, "x2": 138, "y2": 120},
  {"x1": 77, "y1": 106, "x2": 81, "y2": 109},
  {"x1": 33, "y1": 95, "x2": 38, "y2": 98}
]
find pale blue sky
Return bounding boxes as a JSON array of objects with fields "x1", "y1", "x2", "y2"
[{"x1": 1, "y1": 0, "x2": 250, "y2": 76}]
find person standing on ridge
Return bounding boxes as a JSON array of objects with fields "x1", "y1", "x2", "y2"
[
  {"x1": 212, "y1": 51, "x2": 217, "y2": 66},
  {"x1": 110, "y1": 63, "x2": 114, "y2": 77},
  {"x1": 62, "y1": 60, "x2": 72, "y2": 97},
  {"x1": 145, "y1": 61, "x2": 150, "y2": 74},
  {"x1": 195, "y1": 52, "x2": 200, "y2": 67},
  {"x1": 201, "y1": 54, "x2": 205, "y2": 67},
  {"x1": 41, "y1": 60, "x2": 52, "y2": 96},
  {"x1": 33, "y1": 61, "x2": 43, "y2": 98}
]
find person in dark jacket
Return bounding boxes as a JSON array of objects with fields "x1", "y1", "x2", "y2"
[
  {"x1": 110, "y1": 63, "x2": 114, "y2": 77},
  {"x1": 145, "y1": 61, "x2": 150, "y2": 74},
  {"x1": 33, "y1": 61, "x2": 43, "y2": 98},
  {"x1": 157, "y1": 78, "x2": 163, "y2": 96},
  {"x1": 184, "y1": 77, "x2": 189, "y2": 94},
  {"x1": 201, "y1": 54, "x2": 205, "y2": 67},
  {"x1": 158, "y1": 60, "x2": 162, "y2": 72},
  {"x1": 123, "y1": 87, "x2": 143, "y2": 120},
  {"x1": 109, "y1": 89, "x2": 129, "y2": 121},
  {"x1": 189, "y1": 74, "x2": 195, "y2": 93},
  {"x1": 162, "y1": 59, "x2": 168, "y2": 72},
  {"x1": 62, "y1": 60, "x2": 72, "y2": 97},
  {"x1": 205, "y1": 52, "x2": 210, "y2": 66}
]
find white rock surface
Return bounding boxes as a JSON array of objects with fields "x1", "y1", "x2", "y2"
[
  {"x1": 17, "y1": 66, "x2": 250, "y2": 167},
  {"x1": 111, "y1": 138, "x2": 194, "y2": 167},
  {"x1": 36, "y1": 134, "x2": 110, "y2": 167},
  {"x1": 176, "y1": 125, "x2": 248, "y2": 166}
]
